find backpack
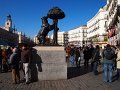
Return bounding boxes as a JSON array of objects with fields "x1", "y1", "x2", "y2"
[{"x1": 104, "y1": 49, "x2": 115, "y2": 60}]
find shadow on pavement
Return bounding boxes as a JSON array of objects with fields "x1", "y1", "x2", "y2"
[
  {"x1": 67, "y1": 65, "x2": 91, "y2": 79},
  {"x1": 30, "y1": 48, "x2": 42, "y2": 82}
]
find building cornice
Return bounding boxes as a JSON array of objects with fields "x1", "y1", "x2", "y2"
[{"x1": 87, "y1": 8, "x2": 106, "y2": 24}]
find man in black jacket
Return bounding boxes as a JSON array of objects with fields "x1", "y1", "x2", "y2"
[{"x1": 21, "y1": 44, "x2": 31, "y2": 84}]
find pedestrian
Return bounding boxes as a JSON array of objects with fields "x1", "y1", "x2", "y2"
[
  {"x1": 21, "y1": 43, "x2": 31, "y2": 84},
  {"x1": 7, "y1": 47, "x2": 13, "y2": 71},
  {"x1": 10, "y1": 47, "x2": 20, "y2": 84},
  {"x1": 18, "y1": 47, "x2": 25, "y2": 81},
  {"x1": 83, "y1": 46, "x2": 90, "y2": 68},
  {"x1": 66, "y1": 45, "x2": 71, "y2": 63},
  {"x1": 102, "y1": 44, "x2": 115, "y2": 82},
  {"x1": 69, "y1": 44, "x2": 75, "y2": 66},
  {"x1": 2, "y1": 48, "x2": 8, "y2": 72},
  {"x1": 91, "y1": 45, "x2": 100, "y2": 75},
  {"x1": 89, "y1": 44, "x2": 94, "y2": 59},
  {"x1": 111, "y1": 45, "x2": 117, "y2": 70},
  {"x1": 116, "y1": 45, "x2": 120, "y2": 80},
  {"x1": 75, "y1": 47, "x2": 81, "y2": 67}
]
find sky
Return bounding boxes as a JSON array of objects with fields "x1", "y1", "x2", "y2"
[{"x1": 0, "y1": 0, "x2": 107, "y2": 39}]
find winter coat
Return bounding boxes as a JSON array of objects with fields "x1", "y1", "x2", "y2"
[
  {"x1": 2, "y1": 50, "x2": 7, "y2": 64},
  {"x1": 91, "y1": 49, "x2": 100, "y2": 62},
  {"x1": 116, "y1": 50, "x2": 120, "y2": 69},
  {"x1": 83, "y1": 48, "x2": 90, "y2": 60},
  {"x1": 102, "y1": 47, "x2": 115, "y2": 64},
  {"x1": 10, "y1": 53, "x2": 20, "y2": 69},
  {"x1": 21, "y1": 49, "x2": 31, "y2": 63}
]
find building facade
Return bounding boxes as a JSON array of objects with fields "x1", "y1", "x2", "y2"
[
  {"x1": 57, "y1": 32, "x2": 65, "y2": 46},
  {"x1": 0, "y1": 15, "x2": 18, "y2": 46},
  {"x1": 0, "y1": 27, "x2": 18, "y2": 46},
  {"x1": 50, "y1": 32, "x2": 65, "y2": 46},
  {"x1": 106, "y1": 0, "x2": 120, "y2": 45},
  {"x1": 5, "y1": 14, "x2": 13, "y2": 32},
  {"x1": 49, "y1": 31, "x2": 68, "y2": 46},
  {"x1": 34, "y1": 35, "x2": 39, "y2": 44},
  {"x1": 63, "y1": 32, "x2": 68, "y2": 47},
  {"x1": 68, "y1": 25, "x2": 87, "y2": 47},
  {"x1": 0, "y1": 15, "x2": 34, "y2": 46},
  {"x1": 87, "y1": 6, "x2": 108, "y2": 48}
]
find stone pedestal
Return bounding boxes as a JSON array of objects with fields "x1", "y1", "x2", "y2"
[{"x1": 33, "y1": 46, "x2": 67, "y2": 80}]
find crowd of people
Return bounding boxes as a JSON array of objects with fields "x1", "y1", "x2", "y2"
[
  {"x1": 0, "y1": 43, "x2": 32, "y2": 84},
  {"x1": 1, "y1": 43, "x2": 120, "y2": 84},
  {"x1": 65, "y1": 44, "x2": 120, "y2": 83}
]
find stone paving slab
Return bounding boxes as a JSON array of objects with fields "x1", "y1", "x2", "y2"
[{"x1": 0, "y1": 64, "x2": 120, "y2": 90}]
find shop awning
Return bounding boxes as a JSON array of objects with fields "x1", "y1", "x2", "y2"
[
  {"x1": 0, "y1": 40, "x2": 17, "y2": 46},
  {"x1": 7, "y1": 41, "x2": 17, "y2": 46},
  {"x1": 0, "y1": 40, "x2": 8, "y2": 45}
]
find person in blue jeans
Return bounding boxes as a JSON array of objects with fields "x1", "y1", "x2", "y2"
[
  {"x1": 104, "y1": 63, "x2": 113, "y2": 82},
  {"x1": 102, "y1": 44, "x2": 115, "y2": 82}
]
